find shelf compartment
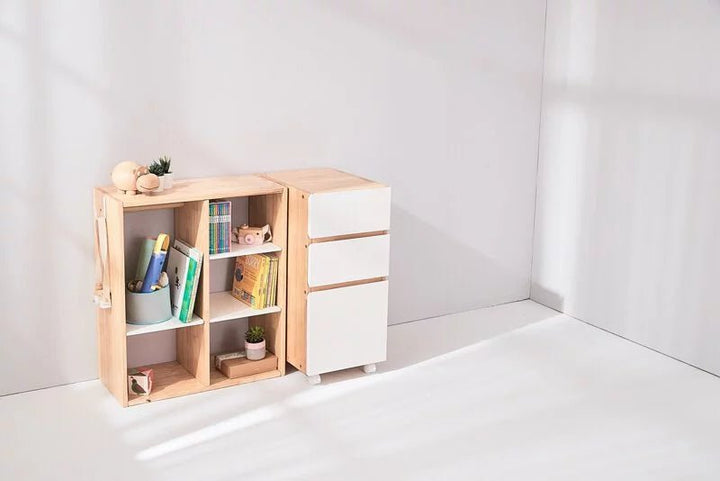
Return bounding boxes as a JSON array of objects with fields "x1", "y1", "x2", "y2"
[
  {"x1": 128, "y1": 361, "x2": 205, "y2": 406},
  {"x1": 209, "y1": 241, "x2": 282, "y2": 261},
  {"x1": 126, "y1": 314, "x2": 204, "y2": 336},
  {"x1": 209, "y1": 291, "x2": 281, "y2": 323}
]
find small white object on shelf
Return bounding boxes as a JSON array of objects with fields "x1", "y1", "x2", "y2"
[
  {"x1": 209, "y1": 242, "x2": 282, "y2": 261},
  {"x1": 126, "y1": 314, "x2": 203, "y2": 336},
  {"x1": 209, "y1": 291, "x2": 281, "y2": 323}
]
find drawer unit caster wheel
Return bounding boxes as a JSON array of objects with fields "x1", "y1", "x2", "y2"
[
  {"x1": 362, "y1": 363, "x2": 376, "y2": 374},
  {"x1": 307, "y1": 374, "x2": 321, "y2": 385}
]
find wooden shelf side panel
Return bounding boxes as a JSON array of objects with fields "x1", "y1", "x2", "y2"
[
  {"x1": 284, "y1": 188, "x2": 309, "y2": 373},
  {"x1": 175, "y1": 200, "x2": 211, "y2": 386},
  {"x1": 94, "y1": 190, "x2": 129, "y2": 406},
  {"x1": 249, "y1": 190, "x2": 288, "y2": 374}
]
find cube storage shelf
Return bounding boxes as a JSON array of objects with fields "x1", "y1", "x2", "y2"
[{"x1": 93, "y1": 176, "x2": 287, "y2": 407}]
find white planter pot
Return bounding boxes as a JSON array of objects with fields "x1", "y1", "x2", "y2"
[
  {"x1": 245, "y1": 339, "x2": 266, "y2": 360},
  {"x1": 154, "y1": 175, "x2": 164, "y2": 192},
  {"x1": 163, "y1": 172, "x2": 174, "y2": 189}
]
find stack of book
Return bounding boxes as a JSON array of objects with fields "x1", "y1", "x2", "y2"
[
  {"x1": 231, "y1": 254, "x2": 279, "y2": 309},
  {"x1": 166, "y1": 239, "x2": 203, "y2": 322},
  {"x1": 209, "y1": 200, "x2": 231, "y2": 255}
]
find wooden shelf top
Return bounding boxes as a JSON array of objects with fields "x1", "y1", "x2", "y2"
[
  {"x1": 264, "y1": 168, "x2": 386, "y2": 194},
  {"x1": 98, "y1": 175, "x2": 285, "y2": 208}
]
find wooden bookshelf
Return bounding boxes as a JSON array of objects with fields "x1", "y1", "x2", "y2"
[{"x1": 94, "y1": 176, "x2": 287, "y2": 407}]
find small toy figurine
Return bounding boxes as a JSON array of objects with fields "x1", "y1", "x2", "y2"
[
  {"x1": 128, "y1": 367, "x2": 154, "y2": 396},
  {"x1": 233, "y1": 224, "x2": 272, "y2": 245},
  {"x1": 111, "y1": 161, "x2": 160, "y2": 195}
]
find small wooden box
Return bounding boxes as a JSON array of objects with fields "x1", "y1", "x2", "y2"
[{"x1": 217, "y1": 353, "x2": 278, "y2": 379}]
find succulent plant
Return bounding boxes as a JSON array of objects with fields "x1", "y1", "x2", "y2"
[
  {"x1": 245, "y1": 326, "x2": 265, "y2": 344},
  {"x1": 148, "y1": 160, "x2": 164, "y2": 176},
  {"x1": 158, "y1": 155, "x2": 172, "y2": 174}
]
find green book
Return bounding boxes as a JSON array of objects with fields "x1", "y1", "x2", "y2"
[
  {"x1": 179, "y1": 257, "x2": 197, "y2": 322},
  {"x1": 174, "y1": 239, "x2": 203, "y2": 322}
]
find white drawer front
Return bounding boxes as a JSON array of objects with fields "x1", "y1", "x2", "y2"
[
  {"x1": 307, "y1": 235, "x2": 390, "y2": 287},
  {"x1": 306, "y1": 281, "x2": 388, "y2": 375},
  {"x1": 308, "y1": 187, "x2": 391, "y2": 238}
]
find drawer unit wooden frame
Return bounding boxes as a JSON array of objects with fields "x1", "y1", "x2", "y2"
[
  {"x1": 93, "y1": 176, "x2": 288, "y2": 407},
  {"x1": 265, "y1": 168, "x2": 390, "y2": 384}
]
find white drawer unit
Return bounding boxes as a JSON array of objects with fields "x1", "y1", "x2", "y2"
[{"x1": 265, "y1": 168, "x2": 390, "y2": 384}]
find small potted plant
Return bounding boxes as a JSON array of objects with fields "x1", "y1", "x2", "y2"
[
  {"x1": 158, "y1": 155, "x2": 173, "y2": 189},
  {"x1": 148, "y1": 160, "x2": 165, "y2": 192},
  {"x1": 245, "y1": 326, "x2": 266, "y2": 360}
]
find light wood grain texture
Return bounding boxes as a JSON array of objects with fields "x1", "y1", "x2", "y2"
[
  {"x1": 265, "y1": 168, "x2": 385, "y2": 193},
  {"x1": 99, "y1": 175, "x2": 284, "y2": 208},
  {"x1": 127, "y1": 360, "x2": 282, "y2": 406},
  {"x1": 281, "y1": 187, "x2": 309, "y2": 373},
  {"x1": 96, "y1": 175, "x2": 289, "y2": 406},
  {"x1": 175, "y1": 201, "x2": 210, "y2": 386},
  {"x1": 127, "y1": 361, "x2": 202, "y2": 406},
  {"x1": 249, "y1": 190, "x2": 288, "y2": 374},
  {"x1": 124, "y1": 202, "x2": 185, "y2": 213},
  {"x1": 308, "y1": 277, "x2": 388, "y2": 293},
  {"x1": 94, "y1": 190, "x2": 129, "y2": 406},
  {"x1": 209, "y1": 368, "x2": 282, "y2": 390},
  {"x1": 216, "y1": 353, "x2": 277, "y2": 379},
  {"x1": 310, "y1": 230, "x2": 388, "y2": 244}
]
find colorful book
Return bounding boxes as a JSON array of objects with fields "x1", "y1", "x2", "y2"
[
  {"x1": 166, "y1": 246, "x2": 189, "y2": 318},
  {"x1": 174, "y1": 239, "x2": 203, "y2": 322},
  {"x1": 140, "y1": 234, "x2": 169, "y2": 293},
  {"x1": 134, "y1": 238, "x2": 155, "y2": 281},
  {"x1": 209, "y1": 200, "x2": 231, "y2": 254},
  {"x1": 265, "y1": 255, "x2": 278, "y2": 307},
  {"x1": 232, "y1": 254, "x2": 269, "y2": 309}
]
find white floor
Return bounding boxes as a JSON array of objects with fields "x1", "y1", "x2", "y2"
[{"x1": 3, "y1": 300, "x2": 720, "y2": 480}]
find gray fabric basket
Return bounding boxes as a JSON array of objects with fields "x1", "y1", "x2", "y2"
[{"x1": 126, "y1": 285, "x2": 172, "y2": 325}]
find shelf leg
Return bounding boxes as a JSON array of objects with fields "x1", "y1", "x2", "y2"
[
  {"x1": 307, "y1": 374, "x2": 321, "y2": 385},
  {"x1": 362, "y1": 363, "x2": 376, "y2": 374}
]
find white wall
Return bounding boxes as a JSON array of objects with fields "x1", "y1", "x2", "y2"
[
  {"x1": 0, "y1": 1, "x2": 546, "y2": 395},
  {"x1": 533, "y1": 0, "x2": 720, "y2": 374}
]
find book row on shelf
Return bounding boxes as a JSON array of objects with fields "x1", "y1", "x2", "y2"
[{"x1": 209, "y1": 200, "x2": 231, "y2": 255}]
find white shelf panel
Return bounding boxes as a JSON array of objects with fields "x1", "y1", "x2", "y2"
[
  {"x1": 126, "y1": 314, "x2": 204, "y2": 337},
  {"x1": 209, "y1": 242, "x2": 281, "y2": 261},
  {"x1": 209, "y1": 291, "x2": 281, "y2": 323}
]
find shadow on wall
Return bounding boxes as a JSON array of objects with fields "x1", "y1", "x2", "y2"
[{"x1": 389, "y1": 205, "x2": 531, "y2": 325}]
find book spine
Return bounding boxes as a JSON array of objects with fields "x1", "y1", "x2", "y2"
[
  {"x1": 209, "y1": 203, "x2": 216, "y2": 254},
  {"x1": 186, "y1": 253, "x2": 202, "y2": 322},
  {"x1": 179, "y1": 257, "x2": 197, "y2": 322},
  {"x1": 140, "y1": 234, "x2": 169, "y2": 293},
  {"x1": 134, "y1": 238, "x2": 155, "y2": 281}
]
